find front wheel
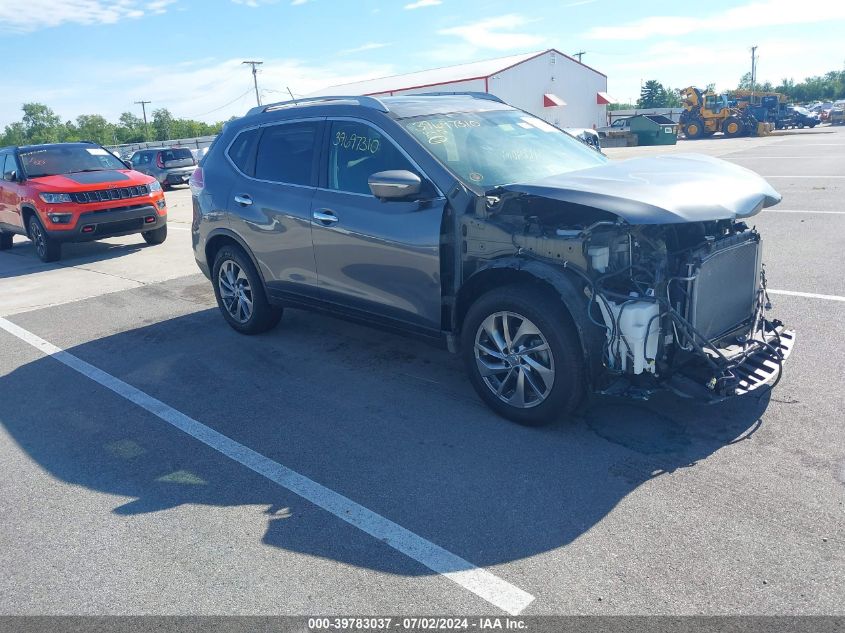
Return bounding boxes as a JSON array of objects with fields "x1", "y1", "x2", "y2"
[
  {"x1": 461, "y1": 285, "x2": 585, "y2": 426},
  {"x1": 28, "y1": 215, "x2": 61, "y2": 262},
  {"x1": 212, "y1": 245, "x2": 282, "y2": 335},
  {"x1": 142, "y1": 223, "x2": 167, "y2": 245}
]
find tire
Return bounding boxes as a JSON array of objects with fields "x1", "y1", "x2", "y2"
[
  {"x1": 142, "y1": 223, "x2": 167, "y2": 245},
  {"x1": 461, "y1": 285, "x2": 585, "y2": 426},
  {"x1": 684, "y1": 118, "x2": 705, "y2": 139},
  {"x1": 0, "y1": 231, "x2": 12, "y2": 250},
  {"x1": 723, "y1": 116, "x2": 744, "y2": 138},
  {"x1": 27, "y1": 215, "x2": 61, "y2": 263},
  {"x1": 212, "y1": 244, "x2": 282, "y2": 335}
]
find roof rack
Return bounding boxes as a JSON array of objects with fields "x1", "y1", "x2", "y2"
[
  {"x1": 247, "y1": 95, "x2": 389, "y2": 117},
  {"x1": 412, "y1": 91, "x2": 506, "y2": 104}
]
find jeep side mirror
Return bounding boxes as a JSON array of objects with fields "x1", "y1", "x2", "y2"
[
  {"x1": 368, "y1": 170, "x2": 422, "y2": 201},
  {"x1": 3, "y1": 170, "x2": 16, "y2": 182}
]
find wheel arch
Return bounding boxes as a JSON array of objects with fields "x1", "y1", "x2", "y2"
[
  {"x1": 204, "y1": 228, "x2": 267, "y2": 287},
  {"x1": 455, "y1": 259, "x2": 604, "y2": 385},
  {"x1": 20, "y1": 204, "x2": 38, "y2": 235}
]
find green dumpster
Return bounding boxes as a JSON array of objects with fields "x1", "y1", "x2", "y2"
[{"x1": 629, "y1": 114, "x2": 678, "y2": 146}]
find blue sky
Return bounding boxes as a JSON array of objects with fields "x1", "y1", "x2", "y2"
[{"x1": 1, "y1": 0, "x2": 843, "y2": 128}]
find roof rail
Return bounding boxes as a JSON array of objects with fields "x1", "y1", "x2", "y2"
[
  {"x1": 413, "y1": 91, "x2": 506, "y2": 104},
  {"x1": 247, "y1": 95, "x2": 389, "y2": 117}
]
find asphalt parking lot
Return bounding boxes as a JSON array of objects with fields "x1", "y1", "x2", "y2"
[{"x1": 1, "y1": 128, "x2": 843, "y2": 615}]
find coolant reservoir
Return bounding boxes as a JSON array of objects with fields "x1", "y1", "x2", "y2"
[
  {"x1": 598, "y1": 299, "x2": 660, "y2": 374},
  {"x1": 587, "y1": 246, "x2": 610, "y2": 273}
]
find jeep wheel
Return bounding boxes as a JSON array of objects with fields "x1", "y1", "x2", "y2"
[
  {"x1": 142, "y1": 224, "x2": 167, "y2": 245},
  {"x1": 212, "y1": 245, "x2": 282, "y2": 335},
  {"x1": 461, "y1": 285, "x2": 584, "y2": 426},
  {"x1": 28, "y1": 215, "x2": 61, "y2": 263},
  {"x1": 0, "y1": 231, "x2": 12, "y2": 250}
]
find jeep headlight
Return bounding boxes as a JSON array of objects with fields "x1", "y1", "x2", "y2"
[
  {"x1": 148, "y1": 180, "x2": 162, "y2": 193},
  {"x1": 39, "y1": 193, "x2": 73, "y2": 204}
]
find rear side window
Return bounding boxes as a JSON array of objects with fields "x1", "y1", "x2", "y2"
[
  {"x1": 160, "y1": 148, "x2": 194, "y2": 162},
  {"x1": 226, "y1": 128, "x2": 259, "y2": 176},
  {"x1": 254, "y1": 122, "x2": 319, "y2": 186}
]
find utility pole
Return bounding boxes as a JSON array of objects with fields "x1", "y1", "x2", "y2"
[
  {"x1": 242, "y1": 60, "x2": 264, "y2": 106},
  {"x1": 573, "y1": 51, "x2": 586, "y2": 63},
  {"x1": 750, "y1": 45, "x2": 758, "y2": 95},
  {"x1": 134, "y1": 100, "x2": 151, "y2": 138}
]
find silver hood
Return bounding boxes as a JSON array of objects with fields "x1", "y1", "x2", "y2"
[{"x1": 497, "y1": 154, "x2": 782, "y2": 224}]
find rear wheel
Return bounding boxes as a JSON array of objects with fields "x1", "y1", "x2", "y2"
[
  {"x1": 0, "y1": 231, "x2": 12, "y2": 250},
  {"x1": 212, "y1": 245, "x2": 282, "y2": 335},
  {"x1": 461, "y1": 285, "x2": 585, "y2": 426},
  {"x1": 142, "y1": 223, "x2": 167, "y2": 245},
  {"x1": 27, "y1": 215, "x2": 60, "y2": 263}
]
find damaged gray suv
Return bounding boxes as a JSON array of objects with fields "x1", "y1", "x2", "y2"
[{"x1": 191, "y1": 93, "x2": 795, "y2": 425}]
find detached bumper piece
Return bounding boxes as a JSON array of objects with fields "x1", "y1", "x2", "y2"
[
  {"x1": 706, "y1": 323, "x2": 796, "y2": 396},
  {"x1": 730, "y1": 326, "x2": 795, "y2": 395}
]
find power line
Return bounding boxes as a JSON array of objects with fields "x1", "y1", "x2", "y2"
[
  {"x1": 242, "y1": 60, "x2": 264, "y2": 106},
  {"x1": 186, "y1": 89, "x2": 254, "y2": 119},
  {"x1": 134, "y1": 100, "x2": 151, "y2": 137}
]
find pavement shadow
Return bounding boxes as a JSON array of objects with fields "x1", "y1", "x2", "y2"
[
  {"x1": 0, "y1": 237, "x2": 148, "y2": 279},
  {"x1": 0, "y1": 306, "x2": 771, "y2": 574}
]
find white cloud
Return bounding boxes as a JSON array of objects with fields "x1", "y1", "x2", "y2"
[
  {"x1": 0, "y1": 57, "x2": 397, "y2": 126},
  {"x1": 291, "y1": 0, "x2": 310, "y2": 4},
  {"x1": 0, "y1": 0, "x2": 172, "y2": 32},
  {"x1": 437, "y1": 14, "x2": 544, "y2": 51},
  {"x1": 584, "y1": 0, "x2": 845, "y2": 40},
  {"x1": 404, "y1": 0, "x2": 441, "y2": 9},
  {"x1": 231, "y1": 0, "x2": 280, "y2": 6},
  {"x1": 338, "y1": 42, "x2": 391, "y2": 55}
]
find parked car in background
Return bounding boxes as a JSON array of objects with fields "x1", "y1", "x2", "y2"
[
  {"x1": 787, "y1": 106, "x2": 819, "y2": 128},
  {"x1": 564, "y1": 128, "x2": 601, "y2": 151},
  {"x1": 829, "y1": 104, "x2": 845, "y2": 126},
  {"x1": 0, "y1": 142, "x2": 167, "y2": 262},
  {"x1": 596, "y1": 117, "x2": 631, "y2": 138},
  {"x1": 130, "y1": 147, "x2": 197, "y2": 189},
  {"x1": 190, "y1": 93, "x2": 794, "y2": 425}
]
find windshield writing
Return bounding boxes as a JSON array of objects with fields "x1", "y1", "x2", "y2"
[
  {"x1": 19, "y1": 146, "x2": 126, "y2": 178},
  {"x1": 402, "y1": 110, "x2": 606, "y2": 188}
]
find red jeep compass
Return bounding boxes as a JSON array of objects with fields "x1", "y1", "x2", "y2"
[{"x1": 0, "y1": 142, "x2": 167, "y2": 262}]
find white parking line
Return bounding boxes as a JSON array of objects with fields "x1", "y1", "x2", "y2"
[
  {"x1": 765, "y1": 209, "x2": 845, "y2": 215},
  {"x1": 0, "y1": 317, "x2": 535, "y2": 616},
  {"x1": 769, "y1": 289, "x2": 845, "y2": 302},
  {"x1": 763, "y1": 175, "x2": 845, "y2": 179},
  {"x1": 168, "y1": 225, "x2": 191, "y2": 231}
]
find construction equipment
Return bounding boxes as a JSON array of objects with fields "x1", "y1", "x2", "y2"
[{"x1": 679, "y1": 86, "x2": 769, "y2": 139}]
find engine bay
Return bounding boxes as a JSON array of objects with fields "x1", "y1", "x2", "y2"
[{"x1": 463, "y1": 194, "x2": 795, "y2": 398}]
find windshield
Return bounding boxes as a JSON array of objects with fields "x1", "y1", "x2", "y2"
[
  {"x1": 19, "y1": 145, "x2": 127, "y2": 178},
  {"x1": 401, "y1": 109, "x2": 607, "y2": 189}
]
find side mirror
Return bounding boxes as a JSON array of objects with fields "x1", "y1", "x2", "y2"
[
  {"x1": 368, "y1": 170, "x2": 422, "y2": 200},
  {"x1": 3, "y1": 170, "x2": 17, "y2": 182}
]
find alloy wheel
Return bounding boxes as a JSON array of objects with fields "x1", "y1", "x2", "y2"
[
  {"x1": 474, "y1": 311, "x2": 555, "y2": 408},
  {"x1": 217, "y1": 259, "x2": 254, "y2": 323}
]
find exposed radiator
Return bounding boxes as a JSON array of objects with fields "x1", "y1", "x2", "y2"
[{"x1": 686, "y1": 233, "x2": 762, "y2": 341}]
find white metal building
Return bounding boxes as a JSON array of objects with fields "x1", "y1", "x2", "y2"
[{"x1": 309, "y1": 49, "x2": 611, "y2": 129}]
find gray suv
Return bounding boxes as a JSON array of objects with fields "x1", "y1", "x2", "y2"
[
  {"x1": 130, "y1": 147, "x2": 196, "y2": 189},
  {"x1": 191, "y1": 93, "x2": 794, "y2": 425}
]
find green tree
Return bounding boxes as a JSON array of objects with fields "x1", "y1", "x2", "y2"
[
  {"x1": 151, "y1": 108, "x2": 174, "y2": 141},
  {"x1": 21, "y1": 103, "x2": 63, "y2": 144},
  {"x1": 637, "y1": 80, "x2": 679, "y2": 108},
  {"x1": 75, "y1": 114, "x2": 114, "y2": 145}
]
